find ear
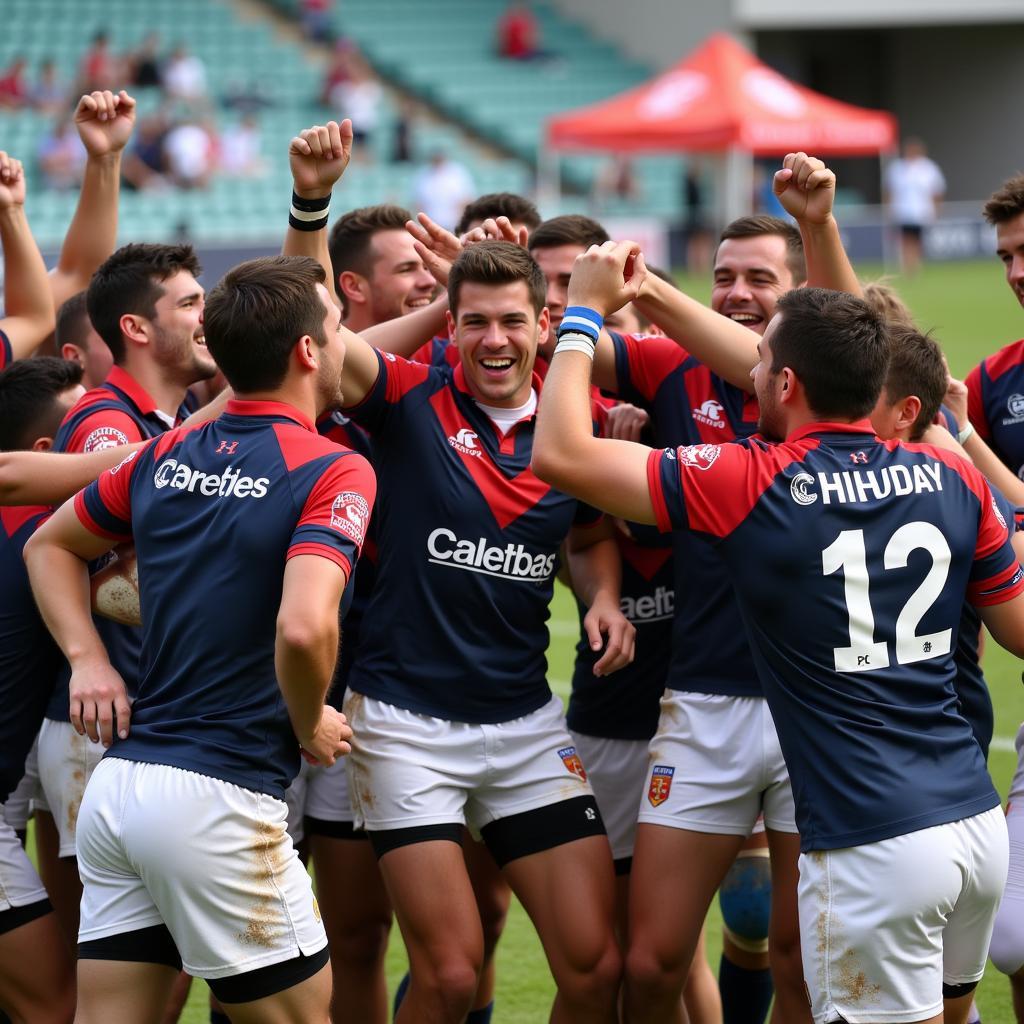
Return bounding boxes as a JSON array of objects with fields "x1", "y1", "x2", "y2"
[
  {"x1": 339, "y1": 271, "x2": 369, "y2": 307},
  {"x1": 536, "y1": 306, "x2": 550, "y2": 349},
  {"x1": 31, "y1": 436, "x2": 54, "y2": 452},
  {"x1": 445, "y1": 308, "x2": 456, "y2": 339},
  {"x1": 895, "y1": 395, "x2": 922, "y2": 435},
  {"x1": 119, "y1": 312, "x2": 150, "y2": 349},
  {"x1": 778, "y1": 367, "x2": 798, "y2": 403},
  {"x1": 61, "y1": 342, "x2": 84, "y2": 366},
  {"x1": 294, "y1": 334, "x2": 319, "y2": 373}
]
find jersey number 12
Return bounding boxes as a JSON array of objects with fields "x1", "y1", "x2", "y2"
[{"x1": 822, "y1": 522, "x2": 952, "y2": 672}]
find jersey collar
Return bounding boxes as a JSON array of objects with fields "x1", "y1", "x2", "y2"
[
  {"x1": 786, "y1": 418, "x2": 878, "y2": 443},
  {"x1": 104, "y1": 366, "x2": 161, "y2": 417},
  {"x1": 224, "y1": 399, "x2": 315, "y2": 432}
]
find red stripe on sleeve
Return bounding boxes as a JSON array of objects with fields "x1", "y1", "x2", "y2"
[
  {"x1": 286, "y1": 542, "x2": 353, "y2": 577},
  {"x1": 73, "y1": 491, "x2": 130, "y2": 541}
]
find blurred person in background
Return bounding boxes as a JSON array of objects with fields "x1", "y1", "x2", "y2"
[
  {"x1": 128, "y1": 33, "x2": 162, "y2": 89},
  {"x1": 0, "y1": 57, "x2": 29, "y2": 109},
  {"x1": 37, "y1": 116, "x2": 87, "y2": 191},
  {"x1": 31, "y1": 59, "x2": 68, "y2": 115},
  {"x1": 413, "y1": 150, "x2": 475, "y2": 231},
  {"x1": 330, "y1": 54, "x2": 381, "y2": 152},
  {"x1": 885, "y1": 137, "x2": 945, "y2": 276},
  {"x1": 163, "y1": 43, "x2": 208, "y2": 106},
  {"x1": 219, "y1": 115, "x2": 265, "y2": 178},
  {"x1": 80, "y1": 31, "x2": 115, "y2": 92}
]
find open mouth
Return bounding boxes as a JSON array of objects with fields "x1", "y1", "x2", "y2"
[
  {"x1": 480, "y1": 357, "x2": 515, "y2": 374},
  {"x1": 194, "y1": 333, "x2": 207, "y2": 347},
  {"x1": 726, "y1": 312, "x2": 762, "y2": 329},
  {"x1": 406, "y1": 296, "x2": 432, "y2": 309}
]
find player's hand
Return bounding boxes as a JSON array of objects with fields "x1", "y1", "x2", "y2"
[
  {"x1": 460, "y1": 216, "x2": 529, "y2": 249},
  {"x1": 603, "y1": 402, "x2": 650, "y2": 442},
  {"x1": 567, "y1": 240, "x2": 647, "y2": 319},
  {"x1": 69, "y1": 658, "x2": 131, "y2": 747},
  {"x1": 289, "y1": 119, "x2": 353, "y2": 199},
  {"x1": 583, "y1": 595, "x2": 636, "y2": 677},
  {"x1": 773, "y1": 152, "x2": 836, "y2": 226},
  {"x1": 0, "y1": 153, "x2": 26, "y2": 209},
  {"x1": 299, "y1": 706, "x2": 353, "y2": 766},
  {"x1": 943, "y1": 373, "x2": 969, "y2": 430},
  {"x1": 74, "y1": 90, "x2": 137, "y2": 157},
  {"x1": 406, "y1": 212, "x2": 463, "y2": 286}
]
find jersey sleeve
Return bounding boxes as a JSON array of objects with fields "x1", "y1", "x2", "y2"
[
  {"x1": 0, "y1": 329, "x2": 10, "y2": 370},
  {"x1": 66, "y1": 407, "x2": 146, "y2": 454},
  {"x1": 966, "y1": 480, "x2": 1024, "y2": 607},
  {"x1": 288, "y1": 452, "x2": 377, "y2": 578},
  {"x1": 964, "y1": 363, "x2": 991, "y2": 441},
  {"x1": 343, "y1": 349, "x2": 435, "y2": 434},
  {"x1": 73, "y1": 446, "x2": 147, "y2": 542},
  {"x1": 611, "y1": 332, "x2": 690, "y2": 406}
]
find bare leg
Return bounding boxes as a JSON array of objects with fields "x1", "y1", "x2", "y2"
[
  {"x1": 463, "y1": 832, "x2": 510, "y2": 1013},
  {"x1": 0, "y1": 909, "x2": 75, "y2": 1023},
  {"x1": 217, "y1": 961, "x2": 332, "y2": 1024},
  {"x1": 764, "y1": 830, "x2": 810, "y2": 1024},
  {"x1": 74, "y1": 958, "x2": 178, "y2": 1024}
]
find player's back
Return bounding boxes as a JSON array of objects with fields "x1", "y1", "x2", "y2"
[{"x1": 77, "y1": 400, "x2": 373, "y2": 798}]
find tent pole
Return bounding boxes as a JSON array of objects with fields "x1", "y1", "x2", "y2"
[
  {"x1": 880, "y1": 148, "x2": 897, "y2": 271},
  {"x1": 538, "y1": 146, "x2": 560, "y2": 217},
  {"x1": 724, "y1": 147, "x2": 753, "y2": 225}
]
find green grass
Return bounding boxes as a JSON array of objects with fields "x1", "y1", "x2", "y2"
[{"x1": 103, "y1": 261, "x2": 1024, "y2": 1021}]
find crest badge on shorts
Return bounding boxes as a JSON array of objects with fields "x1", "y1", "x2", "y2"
[
  {"x1": 648, "y1": 765, "x2": 675, "y2": 807},
  {"x1": 558, "y1": 746, "x2": 587, "y2": 782}
]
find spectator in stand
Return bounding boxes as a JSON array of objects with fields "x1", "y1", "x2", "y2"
[
  {"x1": 330, "y1": 54, "x2": 381, "y2": 151},
  {"x1": 30, "y1": 60, "x2": 67, "y2": 115},
  {"x1": 885, "y1": 137, "x2": 946, "y2": 276},
  {"x1": 219, "y1": 115, "x2": 265, "y2": 178},
  {"x1": 0, "y1": 58, "x2": 29, "y2": 109},
  {"x1": 121, "y1": 113, "x2": 169, "y2": 191},
  {"x1": 320, "y1": 39, "x2": 356, "y2": 108},
  {"x1": 129, "y1": 33, "x2": 162, "y2": 89},
  {"x1": 163, "y1": 44, "x2": 208, "y2": 105},
  {"x1": 80, "y1": 31, "x2": 115, "y2": 91},
  {"x1": 164, "y1": 117, "x2": 217, "y2": 189},
  {"x1": 391, "y1": 97, "x2": 415, "y2": 163},
  {"x1": 301, "y1": 0, "x2": 334, "y2": 42},
  {"x1": 37, "y1": 117, "x2": 87, "y2": 191},
  {"x1": 497, "y1": 2, "x2": 541, "y2": 60},
  {"x1": 412, "y1": 150, "x2": 474, "y2": 231},
  {"x1": 593, "y1": 155, "x2": 639, "y2": 211}
]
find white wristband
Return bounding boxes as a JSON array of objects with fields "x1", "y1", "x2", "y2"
[
  {"x1": 957, "y1": 422, "x2": 974, "y2": 444},
  {"x1": 553, "y1": 335, "x2": 596, "y2": 360}
]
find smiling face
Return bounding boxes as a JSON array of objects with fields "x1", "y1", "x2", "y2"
[
  {"x1": 712, "y1": 235, "x2": 799, "y2": 335},
  {"x1": 996, "y1": 211, "x2": 1024, "y2": 311},
  {"x1": 531, "y1": 243, "x2": 584, "y2": 342},
  {"x1": 364, "y1": 229, "x2": 437, "y2": 323},
  {"x1": 148, "y1": 270, "x2": 217, "y2": 386},
  {"x1": 447, "y1": 280, "x2": 548, "y2": 408},
  {"x1": 750, "y1": 316, "x2": 788, "y2": 441}
]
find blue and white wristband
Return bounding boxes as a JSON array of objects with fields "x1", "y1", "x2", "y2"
[{"x1": 559, "y1": 305, "x2": 603, "y2": 344}]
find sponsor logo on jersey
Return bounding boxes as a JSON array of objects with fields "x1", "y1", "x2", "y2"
[
  {"x1": 648, "y1": 765, "x2": 674, "y2": 807},
  {"x1": 153, "y1": 458, "x2": 270, "y2": 498},
  {"x1": 692, "y1": 399, "x2": 726, "y2": 429},
  {"x1": 558, "y1": 746, "x2": 587, "y2": 782},
  {"x1": 788, "y1": 462, "x2": 944, "y2": 505},
  {"x1": 1008, "y1": 393, "x2": 1024, "y2": 420},
  {"x1": 448, "y1": 428, "x2": 482, "y2": 458},
  {"x1": 674, "y1": 443, "x2": 720, "y2": 471},
  {"x1": 331, "y1": 492, "x2": 369, "y2": 545},
  {"x1": 426, "y1": 527, "x2": 556, "y2": 581},
  {"x1": 992, "y1": 496, "x2": 1008, "y2": 531},
  {"x1": 109, "y1": 450, "x2": 138, "y2": 475},
  {"x1": 84, "y1": 426, "x2": 130, "y2": 452},
  {"x1": 621, "y1": 585, "x2": 675, "y2": 623},
  {"x1": 790, "y1": 472, "x2": 817, "y2": 506}
]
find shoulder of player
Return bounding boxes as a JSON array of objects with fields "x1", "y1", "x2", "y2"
[
  {"x1": 272, "y1": 422, "x2": 375, "y2": 480},
  {"x1": 64, "y1": 400, "x2": 145, "y2": 452},
  {"x1": 891, "y1": 437, "x2": 990, "y2": 495},
  {"x1": 976, "y1": 338, "x2": 1024, "y2": 385},
  {"x1": 616, "y1": 330, "x2": 693, "y2": 364}
]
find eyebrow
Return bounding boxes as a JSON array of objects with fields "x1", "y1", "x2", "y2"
[{"x1": 177, "y1": 291, "x2": 203, "y2": 305}]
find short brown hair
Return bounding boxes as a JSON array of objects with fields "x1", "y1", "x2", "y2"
[
  {"x1": 55, "y1": 291, "x2": 94, "y2": 350},
  {"x1": 448, "y1": 241, "x2": 546, "y2": 318},
  {"x1": 772, "y1": 288, "x2": 890, "y2": 421},
  {"x1": 862, "y1": 279, "x2": 917, "y2": 329},
  {"x1": 528, "y1": 214, "x2": 609, "y2": 253},
  {"x1": 719, "y1": 216, "x2": 806, "y2": 285},
  {"x1": 882, "y1": 326, "x2": 948, "y2": 442},
  {"x1": 983, "y1": 174, "x2": 1024, "y2": 225},
  {"x1": 204, "y1": 256, "x2": 327, "y2": 394},
  {"x1": 328, "y1": 204, "x2": 413, "y2": 314},
  {"x1": 455, "y1": 193, "x2": 542, "y2": 236}
]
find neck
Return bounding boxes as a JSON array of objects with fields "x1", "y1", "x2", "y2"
[
  {"x1": 343, "y1": 307, "x2": 379, "y2": 335},
  {"x1": 119, "y1": 357, "x2": 188, "y2": 417},
  {"x1": 233, "y1": 382, "x2": 318, "y2": 424}
]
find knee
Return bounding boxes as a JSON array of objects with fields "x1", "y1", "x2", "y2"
[
  {"x1": 325, "y1": 907, "x2": 392, "y2": 966},
  {"x1": 560, "y1": 940, "x2": 622, "y2": 1006},
  {"x1": 475, "y1": 887, "x2": 511, "y2": 951},
  {"x1": 416, "y1": 958, "x2": 482, "y2": 1009},
  {"x1": 626, "y1": 941, "x2": 686, "y2": 999}
]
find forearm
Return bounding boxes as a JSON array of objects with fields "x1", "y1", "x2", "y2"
[
  {"x1": 799, "y1": 216, "x2": 862, "y2": 297},
  {"x1": 633, "y1": 274, "x2": 757, "y2": 392},
  {"x1": 0, "y1": 446, "x2": 143, "y2": 505},
  {"x1": 25, "y1": 541, "x2": 108, "y2": 666},
  {"x1": 0, "y1": 205, "x2": 55, "y2": 353},
  {"x1": 51, "y1": 152, "x2": 121, "y2": 308},
  {"x1": 567, "y1": 533, "x2": 622, "y2": 608},
  {"x1": 275, "y1": 621, "x2": 338, "y2": 743},
  {"x1": 964, "y1": 433, "x2": 1024, "y2": 506},
  {"x1": 535, "y1": 349, "x2": 601, "y2": 477},
  {"x1": 362, "y1": 294, "x2": 448, "y2": 356}
]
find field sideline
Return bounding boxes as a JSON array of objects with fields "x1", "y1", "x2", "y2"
[{"x1": 109, "y1": 259, "x2": 1024, "y2": 1021}]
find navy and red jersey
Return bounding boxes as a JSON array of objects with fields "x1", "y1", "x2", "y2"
[
  {"x1": 0, "y1": 328, "x2": 11, "y2": 370},
  {"x1": 46, "y1": 367, "x2": 194, "y2": 723},
  {"x1": 611, "y1": 331, "x2": 761, "y2": 697},
  {"x1": 412, "y1": 334, "x2": 458, "y2": 371},
  {"x1": 649, "y1": 421, "x2": 1024, "y2": 851},
  {"x1": 966, "y1": 339, "x2": 1024, "y2": 480},
  {"x1": 73, "y1": 400, "x2": 375, "y2": 799},
  {"x1": 345, "y1": 350, "x2": 600, "y2": 723},
  {"x1": 568, "y1": 527, "x2": 673, "y2": 741},
  {"x1": 0, "y1": 506, "x2": 60, "y2": 803}
]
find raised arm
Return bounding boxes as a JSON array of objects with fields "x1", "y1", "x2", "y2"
[
  {"x1": 0, "y1": 444, "x2": 146, "y2": 506},
  {"x1": 533, "y1": 242, "x2": 658, "y2": 524},
  {"x1": 283, "y1": 120, "x2": 380, "y2": 405},
  {"x1": 49, "y1": 90, "x2": 137, "y2": 310},
  {"x1": 0, "y1": 153, "x2": 55, "y2": 362}
]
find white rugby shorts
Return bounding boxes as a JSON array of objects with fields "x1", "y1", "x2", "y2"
[
  {"x1": 282, "y1": 759, "x2": 313, "y2": 846},
  {"x1": 37, "y1": 718, "x2": 104, "y2": 857},
  {"x1": 344, "y1": 692, "x2": 594, "y2": 835},
  {"x1": 799, "y1": 806, "x2": 1007, "y2": 1024},
  {"x1": 571, "y1": 732, "x2": 648, "y2": 862},
  {"x1": 4, "y1": 738, "x2": 40, "y2": 834},
  {"x1": 0, "y1": 805, "x2": 47, "y2": 912},
  {"x1": 76, "y1": 757, "x2": 327, "y2": 980},
  {"x1": 638, "y1": 691, "x2": 796, "y2": 835}
]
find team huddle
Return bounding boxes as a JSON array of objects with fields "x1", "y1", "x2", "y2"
[{"x1": 0, "y1": 95, "x2": 1023, "y2": 1024}]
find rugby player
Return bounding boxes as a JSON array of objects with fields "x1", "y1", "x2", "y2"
[
  {"x1": 534, "y1": 244, "x2": 1024, "y2": 1024},
  {"x1": 284, "y1": 122, "x2": 633, "y2": 1024},
  {"x1": 26, "y1": 254, "x2": 375, "y2": 1024},
  {"x1": 455, "y1": 192, "x2": 542, "y2": 238}
]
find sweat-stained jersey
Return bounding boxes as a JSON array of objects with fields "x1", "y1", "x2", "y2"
[
  {"x1": 648, "y1": 421, "x2": 1024, "y2": 851},
  {"x1": 72, "y1": 400, "x2": 375, "y2": 799},
  {"x1": 0, "y1": 506, "x2": 60, "y2": 802},
  {"x1": 966, "y1": 339, "x2": 1024, "y2": 480},
  {"x1": 345, "y1": 350, "x2": 600, "y2": 724},
  {"x1": 611, "y1": 331, "x2": 761, "y2": 696}
]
